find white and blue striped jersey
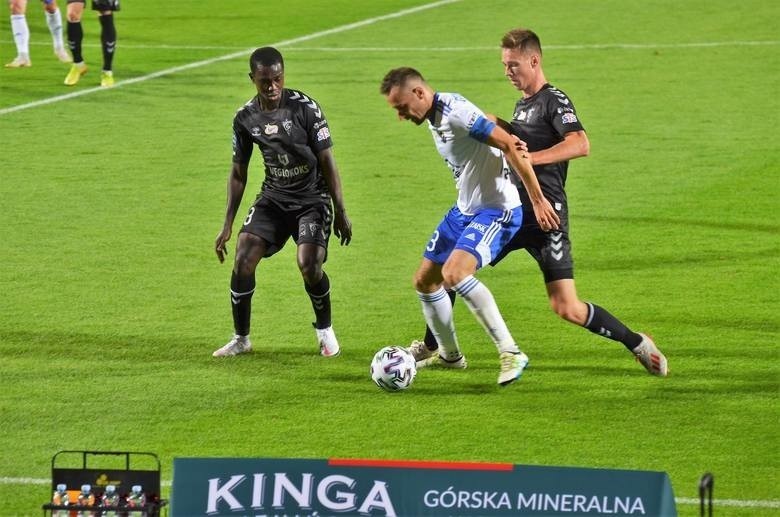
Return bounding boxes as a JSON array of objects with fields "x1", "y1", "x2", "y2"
[{"x1": 427, "y1": 92, "x2": 521, "y2": 215}]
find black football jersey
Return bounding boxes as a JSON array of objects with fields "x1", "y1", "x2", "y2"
[
  {"x1": 509, "y1": 84, "x2": 585, "y2": 209},
  {"x1": 232, "y1": 88, "x2": 333, "y2": 205}
]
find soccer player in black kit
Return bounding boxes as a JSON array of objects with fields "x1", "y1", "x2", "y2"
[
  {"x1": 410, "y1": 29, "x2": 668, "y2": 376},
  {"x1": 213, "y1": 47, "x2": 352, "y2": 358}
]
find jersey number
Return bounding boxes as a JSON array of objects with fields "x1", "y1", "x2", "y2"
[
  {"x1": 243, "y1": 207, "x2": 255, "y2": 226},
  {"x1": 426, "y1": 230, "x2": 440, "y2": 252}
]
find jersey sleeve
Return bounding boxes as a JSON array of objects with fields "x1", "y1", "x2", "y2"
[
  {"x1": 548, "y1": 90, "x2": 585, "y2": 136},
  {"x1": 295, "y1": 93, "x2": 332, "y2": 153},
  {"x1": 451, "y1": 101, "x2": 496, "y2": 143},
  {"x1": 231, "y1": 114, "x2": 253, "y2": 164}
]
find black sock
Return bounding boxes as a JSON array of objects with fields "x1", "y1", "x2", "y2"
[
  {"x1": 423, "y1": 289, "x2": 456, "y2": 350},
  {"x1": 230, "y1": 271, "x2": 255, "y2": 336},
  {"x1": 583, "y1": 302, "x2": 643, "y2": 350},
  {"x1": 99, "y1": 14, "x2": 116, "y2": 71},
  {"x1": 67, "y1": 21, "x2": 83, "y2": 63},
  {"x1": 305, "y1": 272, "x2": 331, "y2": 329}
]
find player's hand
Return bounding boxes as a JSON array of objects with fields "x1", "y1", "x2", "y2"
[
  {"x1": 333, "y1": 209, "x2": 352, "y2": 246},
  {"x1": 533, "y1": 198, "x2": 560, "y2": 232},
  {"x1": 512, "y1": 135, "x2": 529, "y2": 154},
  {"x1": 215, "y1": 227, "x2": 232, "y2": 263}
]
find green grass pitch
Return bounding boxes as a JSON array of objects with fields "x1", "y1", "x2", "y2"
[{"x1": 0, "y1": 0, "x2": 778, "y2": 515}]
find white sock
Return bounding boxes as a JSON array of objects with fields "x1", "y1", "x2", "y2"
[
  {"x1": 10, "y1": 14, "x2": 30, "y2": 58},
  {"x1": 45, "y1": 8, "x2": 65, "y2": 52},
  {"x1": 452, "y1": 275, "x2": 519, "y2": 354},
  {"x1": 418, "y1": 287, "x2": 462, "y2": 360}
]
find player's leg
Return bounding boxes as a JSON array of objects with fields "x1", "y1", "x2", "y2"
[
  {"x1": 93, "y1": 0, "x2": 118, "y2": 86},
  {"x1": 414, "y1": 258, "x2": 465, "y2": 367},
  {"x1": 545, "y1": 279, "x2": 667, "y2": 375},
  {"x1": 296, "y1": 204, "x2": 339, "y2": 357},
  {"x1": 443, "y1": 207, "x2": 528, "y2": 385},
  {"x1": 6, "y1": 0, "x2": 31, "y2": 67},
  {"x1": 64, "y1": 0, "x2": 86, "y2": 85},
  {"x1": 213, "y1": 232, "x2": 266, "y2": 357},
  {"x1": 42, "y1": 0, "x2": 70, "y2": 62}
]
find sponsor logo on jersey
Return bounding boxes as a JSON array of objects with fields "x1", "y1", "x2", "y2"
[
  {"x1": 278, "y1": 153, "x2": 289, "y2": 166},
  {"x1": 466, "y1": 222, "x2": 488, "y2": 233},
  {"x1": 250, "y1": 126, "x2": 262, "y2": 137},
  {"x1": 467, "y1": 111, "x2": 480, "y2": 128},
  {"x1": 268, "y1": 164, "x2": 310, "y2": 178},
  {"x1": 561, "y1": 113, "x2": 578, "y2": 124},
  {"x1": 317, "y1": 126, "x2": 331, "y2": 142},
  {"x1": 264, "y1": 123, "x2": 279, "y2": 135},
  {"x1": 314, "y1": 119, "x2": 328, "y2": 129},
  {"x1": 282, "y1": 119, "x2": 293, "y2": 135}
]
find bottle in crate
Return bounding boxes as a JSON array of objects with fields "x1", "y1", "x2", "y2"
[
  {"x1": 51, "y1": 483, "x2": 69, "y2": 517},
  {"x1": 77, "y1": 484, "x2": 95, "y2": 517},
  {"x1": 100, "y1": 485, "x2": 119, "y2": 517},
  {"x1": 126, "y1": 485, "x2": 146, "y2": 512}
]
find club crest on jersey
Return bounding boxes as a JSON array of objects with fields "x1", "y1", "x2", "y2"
[
  {"x1": 282, "y1": 119, "x2": 293, "y2": 135},
  {"x1": 264, "y1": 123, "x2": 279, "y2": 135},
  {"x1": 250, "y1": 126, "x2": 262, "y2": 137},
  {"x1": 278, "y1": 153, "x2": 290, "y2": 166}
]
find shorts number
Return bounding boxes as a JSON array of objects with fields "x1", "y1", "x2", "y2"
[
  {"x1": 243, "y1": 207, "x2": 255, "y2": 226},
  {"x1": 426, "y1": 230, "x2": 440, "y2": 252}
]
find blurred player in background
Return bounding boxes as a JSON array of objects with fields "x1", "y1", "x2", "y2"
[
  {"x1": 381, "y1": 66, "x2": 559, "y2": 386},
  {"x1": 63, "y1": 0, "x2": 118, "y2": 87},
  {"x1": 213, "y1": 47, "x2": 352, "y2": 359},
  {"x1": 5, "y1": 0, "x2": 71, "y2": 67},
  {"x1": 410, "y1": 28, "x2": 668, "y2": 377}
]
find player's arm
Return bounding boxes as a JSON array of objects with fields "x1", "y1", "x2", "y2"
[
  {"x1": 215, "y1": 161, "x2": 249, "y2": 263},
  {"x1": 530, "y1": 130, "x2": 589, "y2": 166},
  {"x1": 318, "y1": 148, "x2": 352, "y2": 246},
  {"x1": 485, "y1": 126, "x2": 560, "y2": 231}
]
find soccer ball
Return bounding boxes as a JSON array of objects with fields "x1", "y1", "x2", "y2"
[{"x1": 370, "y1": 346, "x2": 417, "y2": 392}]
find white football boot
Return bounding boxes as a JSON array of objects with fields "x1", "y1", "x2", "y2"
[
  {"x1": 417, "y1": 353, "x2": 467, "y2": 369},
  {"x1": 633, "y1": 333, "x2": 668, "y2": 376},
  {"x1": 498, "y1": 351, "x2": 529, "y2": 386},
  {"x1": 212, "y1": 335, "x2": 252, "y2": 357},
  {"x1": 315, "y1": 326, "x2": 340, "y2": 357},
  {"x1": 407, "y1": 339, "x2": 436, "y2": 362}
]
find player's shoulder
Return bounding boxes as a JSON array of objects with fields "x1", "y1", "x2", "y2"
[
  {"x1": 233, "y1": 97, "x2": 258, "y2": 122},
  {"x1": 283, "y1": 88, "x2": 324, "y2": 119},
  {"x1": 540, "y1": 84, "x2": 576, "y2": 108}
]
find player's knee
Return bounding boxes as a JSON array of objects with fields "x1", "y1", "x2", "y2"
[
  {"x1": 550, "y1": 300, "x2": 579, "y2": 323},
  {"x1": 297, "y1": 259, "x2": 322, "y2": 285},
  {"x1": 233, "y1": 252, "x2": 257, "y2": 278},
  {"x1": 441, "y1": 264, "x2": 467, "y2": 288},
  {"x1": 413, "y1": 270, "x2": 437, "y2": 293}
]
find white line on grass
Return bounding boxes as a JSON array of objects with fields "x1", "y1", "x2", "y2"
[
  {"x1": 0, "y1": 476, "x2": 777, "y2": 508},
  {"x1": 0, "y1": 0, "x2": 461, "y2": 117},
  {"x1": 8, "y1": 39, "x2": 778, "y2": 52}
]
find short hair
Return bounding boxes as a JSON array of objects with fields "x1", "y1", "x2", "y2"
[
  {"x1": 380, "y1": 67, "x2": 425, "y2": 95},
  {"x1": 249, "y1": 46, "x2": 284, "y2": 72},
  {"x1": 501, "y1": 28, "x2": 542, "y2": 56}
]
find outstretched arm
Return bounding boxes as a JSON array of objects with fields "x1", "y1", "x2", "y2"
[
  {"x1": 318, "y1": 148, "x2": 352, "y2": 246},
  {"x1": 215, "y1": 162, "x2": 249, "y2": 263}
]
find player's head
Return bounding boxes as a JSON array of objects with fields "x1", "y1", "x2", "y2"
[
  {"x1": 380, "y1": 67, "x2": 434, "y2": 126},
  {"x1": 500, "y1": 28, "x2": 544, "y2": 93},
  {"x1": 249, "y1": 47, "x2": 285, "y2": 106}
]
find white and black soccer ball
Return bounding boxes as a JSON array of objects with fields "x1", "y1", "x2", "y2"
[{"x1": 370, "y1": 346, "x2": 417, "y2": 392}]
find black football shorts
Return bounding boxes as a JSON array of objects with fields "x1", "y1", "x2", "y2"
[
  {"x1": 239, "y1": 196, "x2": 332, "y2": 259},
  {"x1": 491, "y1": 205, "x2": 574, "y2": 283},
  {"x1": 67, "y1": 0, "x2": 120, "y2": 11}
]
